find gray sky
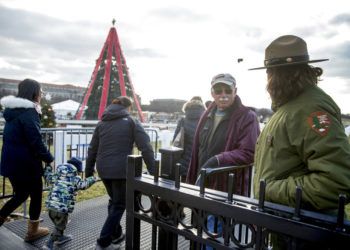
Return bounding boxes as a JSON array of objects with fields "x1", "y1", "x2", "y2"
[{"x1": 1, "y1": 0, "x2": 350, "y2": 113}]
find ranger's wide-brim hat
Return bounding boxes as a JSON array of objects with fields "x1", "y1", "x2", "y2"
[{"x1": 249, "y1": 35, "x2": 328, "y2": 70}]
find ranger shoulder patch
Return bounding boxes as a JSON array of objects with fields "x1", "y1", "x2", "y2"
[{"x1": 307, "y1": 111, "x2": 331, "y2": 136}]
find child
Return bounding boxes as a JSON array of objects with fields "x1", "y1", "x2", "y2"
[{"x1": 43, "y1": 157, "x2": 98, "y2": 249}]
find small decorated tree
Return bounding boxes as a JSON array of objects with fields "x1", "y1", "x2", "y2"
[{"x1": 41, "y1": 99, "x2": 56, "y2": 128}]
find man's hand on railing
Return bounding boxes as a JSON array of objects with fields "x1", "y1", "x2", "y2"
[
  {"x1": 201, "y1": 156, "x2": 219, "y2": 169},
  {"x1": 194, "y1": 157, "x2": 218, "y2": 186},
  {"x1": 203, "y1": 165, "x2": 251, "y2": 175},
  {"x1": 195, "y1": 164, "x2": 252, "y2": 186}
]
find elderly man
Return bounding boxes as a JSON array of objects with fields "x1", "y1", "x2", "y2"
[
  {"x1": 186, "y1": 73, "x2": 260, "y2": 249},
  {"x1": 186, "y1": 73, "x2": 260, "y2": 195}
]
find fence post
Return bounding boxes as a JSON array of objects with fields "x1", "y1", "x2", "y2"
[
  {"x1": 54, "y1": 130, "x2": 67, "y2": 165},
  {"x1": 158, "y1": 146, "x2": 183, "y2": 180},
  {"x1": 126, "y1": 155, "x2": 143, "y2": 250},
  {"x1": 156, "y1": 147, "x2": 183, "y2": 249}
]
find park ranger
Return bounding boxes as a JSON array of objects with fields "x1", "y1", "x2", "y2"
[{"x1": 251, "y1": 35, "x2": 350, "y2": 211}]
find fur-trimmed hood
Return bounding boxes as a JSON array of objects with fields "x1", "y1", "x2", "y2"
[
  {"x1": 1, "y1": 95, "x2": 41, "y2": 122},
  {"x1": 1, "y1": 95, "x2": 36, "y2": 109},
  {"x1": 182, "y1": 99, "x2": 205, "y2": 120},
  {"x1": 182, "y1": 99, "x2": 205, "y2": 112}
]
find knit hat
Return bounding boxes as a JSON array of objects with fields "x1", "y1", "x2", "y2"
[{"x1": 67, "y1": 157, "x2": 83, "y2": 172}]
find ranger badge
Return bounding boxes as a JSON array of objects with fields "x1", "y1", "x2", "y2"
[{"x1": 307, "y1": 111, "x2": 331, "y2": 136}]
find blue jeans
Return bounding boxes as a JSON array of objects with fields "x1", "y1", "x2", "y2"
[
  {"x1": 204, "y1": 215, "x2": 222, "y2": 250},
  {"x1": 97, "y1": 179, "x2": 126, "y2": 247}
]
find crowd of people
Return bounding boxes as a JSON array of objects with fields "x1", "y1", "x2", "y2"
[{"x1": 1, "y1": 34, "x2": 350, "y2": 250}]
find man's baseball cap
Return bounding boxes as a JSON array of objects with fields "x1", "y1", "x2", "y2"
[{"x1": 211, "y1": 73, "x2": 236, "y2": 87}]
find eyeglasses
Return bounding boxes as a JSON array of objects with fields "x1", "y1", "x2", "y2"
[{"x1": 212, "y1": 87, "x2": 233, "y2": 95}]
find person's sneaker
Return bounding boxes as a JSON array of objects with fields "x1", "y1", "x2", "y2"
[
  {"x1": 111, "y1": 233, "x2": 125, "y2": 244},
  {"x1": 55, "y1": 234, "x2": 73, "y2": 245},
  {"x1": 42, "y1": 238, "x2": 55, "y2": 250},
  {"x1": 95, "y1": 242, "x2": 120, "y2": 250}
]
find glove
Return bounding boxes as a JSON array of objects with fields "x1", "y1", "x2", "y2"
[
  {"x1": 44, "y1": 165, "x2": 53, "y2": 173},
  {"x1": 201, "y1": 156, "x2": 219, "y2": 169},
  {"x1": 195, "y1": 156, "x2": 219, "y2": 186}
]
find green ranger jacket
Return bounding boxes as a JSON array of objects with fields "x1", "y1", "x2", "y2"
[{"x1": 254, "y1": 85, "x2": 350, "y2": 210}]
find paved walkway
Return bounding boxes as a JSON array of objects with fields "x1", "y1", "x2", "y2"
[
  {"x1": 0, "y1": 226, "x2": 38, "y2": 250},
  {"x1": 1, "y1": 195, "x2": 123, "y2": 250},
  {"x1": 1, "y1": 195, "x2": 190, "y2": 250}
]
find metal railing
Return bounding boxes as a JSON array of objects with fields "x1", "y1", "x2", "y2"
[
  {"x1": 0, "y1": 127, "x2": 159, "y2": 216},
  {"x1": 126, "y1": 155, "x2": 350, "y2": 250}
]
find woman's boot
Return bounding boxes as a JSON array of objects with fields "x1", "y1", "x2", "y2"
[{"x1": 24, "y1": 219, "x2": 50, "y2": 242}]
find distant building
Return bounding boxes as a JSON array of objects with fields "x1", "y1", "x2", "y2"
[
  {"x1": 147, "y1": 99, "x2": 186, "y2": 113},
  {"x1": 342, "y1": 114, "x2": 350, "y2": 127},
  {"x1": 0, "y1": 78, "x2": 86, "y2": 104}
]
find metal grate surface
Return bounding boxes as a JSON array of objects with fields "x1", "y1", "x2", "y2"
[
  {"x1": 4, "y1": 195, "x2": 190, "y2": 249},
  {"x1": 4, "y1": 195, "x2": 110, "y2": 249}
]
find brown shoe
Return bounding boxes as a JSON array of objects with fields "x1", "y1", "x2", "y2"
[{"x1": 24, "y1": 220, "x2": 50, "y2": 242}]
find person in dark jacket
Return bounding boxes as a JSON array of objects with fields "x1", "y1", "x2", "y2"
[
  {"x1": 85, "y1": 96, "x2": 155, "y2": 250},
  {"x1": 186, "y1": 74, "x2": 260, "y2": 250},
  {"x1": 0, "y1": 79, "x2": 54, "y2": 242},
  {"x1": 172, "y1": 96, "x2": 205, "y2": 179}
]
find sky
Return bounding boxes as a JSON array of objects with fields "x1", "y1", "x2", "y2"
[{"x1": 0, "y1": 0, "x2": 350, "y2": 113}]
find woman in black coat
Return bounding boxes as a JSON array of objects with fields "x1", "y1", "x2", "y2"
[
  {"x1": 0, "y1": 79, "x2": 54, "y2": 241},
  {"x1": 85, "y1": 96, "x2": 155, "y2": 249},
  {"x1": 173, "y1": 96, "x2": 205, "y2": 179}
]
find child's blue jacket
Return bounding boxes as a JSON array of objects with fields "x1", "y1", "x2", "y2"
[{"x1": 44, "y1": 163, "x2": 96, "y2": 213}]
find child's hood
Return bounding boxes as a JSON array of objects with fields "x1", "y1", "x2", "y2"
[{"x1": 57, "y1": 163, "x2": 78, "y2": 178}]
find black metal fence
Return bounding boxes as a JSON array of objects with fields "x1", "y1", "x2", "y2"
[{"x1": 126, "y1": 154, "x2": 350, "y2": 250}]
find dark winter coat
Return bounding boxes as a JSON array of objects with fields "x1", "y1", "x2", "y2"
[
  {"x1": 85, "y1": 103, "x2": 155, "y2": 179},
  {"x1": 173, "y1": 100, "x2": 205, "y2": 176},
  {"x1": 0, "y1": 96, "x2": 54, "y2": 179},
  {"x1": 186, "y1": 96, "x2": 260, "y2": 195}
]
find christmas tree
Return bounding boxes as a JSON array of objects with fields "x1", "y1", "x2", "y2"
[
  {"x1": 75, "y1": 20, "x2": 144, "y2": 121},
  {"x1": 41, "y1": 99, "x2": 56, "y2": 128}
]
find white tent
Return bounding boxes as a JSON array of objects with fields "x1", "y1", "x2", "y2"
[
  {"x1": 345, "y1": 125, "x2": 350, "y2": 137},
  {"x1": 52, "y1": 99, "x2": 85, "y2": 119}
]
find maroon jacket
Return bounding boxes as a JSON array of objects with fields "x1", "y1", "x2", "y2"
[{"x1": 186, "y1": 96, "x2": 260, "y2": 195}]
